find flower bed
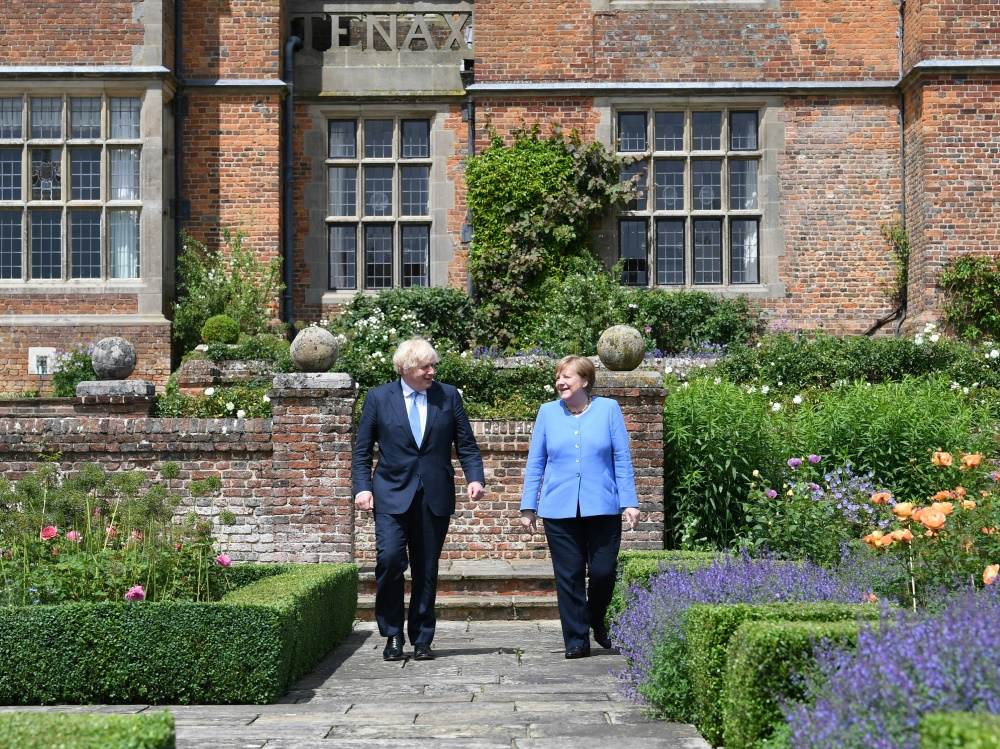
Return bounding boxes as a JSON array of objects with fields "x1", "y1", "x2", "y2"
[{"x1": 0, "y1": 563, "x2": 357, "y2": 705}]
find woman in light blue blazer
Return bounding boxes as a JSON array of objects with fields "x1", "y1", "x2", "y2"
[{"x1": 520, "y1": 355, "x2": 640, "y2": 658}]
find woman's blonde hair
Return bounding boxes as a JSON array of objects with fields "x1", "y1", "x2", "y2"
[
  {"x1": 555, "y1": 355, "x2": 596, "y2": 395},
  {"x1": 392, "y1": 338, "x2": 440, "y2": 374}
]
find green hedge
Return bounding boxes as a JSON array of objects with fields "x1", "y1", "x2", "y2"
[
  {"x1": 920, "y1": 713, "x2": 1000, "y2": 748},
  {"x1": 722, "y1": 619, "x2": 864, "y2": 749},
  {"x1": 0, "y1": 564, "x2": 357, "y2": 705},
  {"x1": 0, "y1": 711, "x2": 175, "y2": 749},
  {"x1": 685, "y1": 602, "x2": 880, "y2": 748},
  {"x1": 608, "y1": 550, "x2": 719, "y2": 619}
]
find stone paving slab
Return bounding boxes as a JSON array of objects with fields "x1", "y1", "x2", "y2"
[{"x1": 4, "y1": 620, "x2": 711, "y2": 749}]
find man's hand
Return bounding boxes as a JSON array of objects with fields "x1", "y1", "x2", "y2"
[
  {"x1": 467, "y1": 481, "x2": 486, "y2": 500},
  {"x1": 355, "y1": 491, "x2": 374, "y2": 512},
  {"x1": 623, "y1": 507, "x2": 640, "y2": 528},
  {"x1": 520, "y1": 510, "x2": 537, "y2": 534}
]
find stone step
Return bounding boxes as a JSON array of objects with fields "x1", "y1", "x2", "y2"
[{"x1": 356, "y1": 558, "x2": 561, "y2": 621}]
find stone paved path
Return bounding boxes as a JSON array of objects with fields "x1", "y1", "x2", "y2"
[{"x1": 3, "y1": 620, "x2": 710, "y2": 748}]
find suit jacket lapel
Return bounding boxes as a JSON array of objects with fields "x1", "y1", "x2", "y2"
[
  {"x1": 424, "y1": 382, "x2": 443, "y2": 441},
  {"x1": 387, "y1": 381, "x2": 418, "y2": 448}
]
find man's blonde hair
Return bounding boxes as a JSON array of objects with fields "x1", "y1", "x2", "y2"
[{"x1": 392, "y1": 338, "x2": 440, "y2": 374}]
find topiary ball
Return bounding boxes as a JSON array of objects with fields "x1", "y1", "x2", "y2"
[{"x1": 201, "y1": 314, "x2": 240, "y2": 345}]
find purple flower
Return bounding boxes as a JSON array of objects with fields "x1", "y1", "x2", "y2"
[
  {"x1": 808, "y1": 454, "x2": 822, "y2": 464},
  {"x1": 125, "y1": 585, "x2": 146, "y2": 601},
  {"x1": 766, "y1": 490, "x2": 778, "y2": 499},
  {"x1": 215, "y1": 554, "x2": 232, "y2": 568},
  {"x1": 788, "y1": 458, "x2": 803, "y2": 468}
]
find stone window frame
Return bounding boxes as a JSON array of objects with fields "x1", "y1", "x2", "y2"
[
  {"x1": 306, "y1": 103, "x2": 457, "y2": 308},
  {"x1": 0, "y1": 91, "x2": 145, "y2": 284},
  {"x1": 593, "y1": 95, "x2": 785, "y2": 298}
]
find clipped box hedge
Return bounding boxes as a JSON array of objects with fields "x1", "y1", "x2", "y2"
[
  {"x1": 722, "y1": 619, "x2": 864, "y2": 749},
  {"x1": 920, "y1": 712, "x2": 1000, "y2": 748},
  {"x1": 608, "y1": 550, "x2": 719, "y2": 618},
  {"x1": 685, "y1": 602, "x2": 880, "y2": 748},
  {"x1": 0, "y1": 710, "x2": 175, "y2": 749},
  {"x1": 0, "y1": 563, "x2": 357, "y2": 705}
]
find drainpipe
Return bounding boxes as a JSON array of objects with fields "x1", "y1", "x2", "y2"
[
  {"x1": 172, "y1": 0, "x2": 186, "y2": 307},
  {"x1": 281, "y1": 35, "x2": 303, "y2": 336},
  {"x1": 460, "y1": 62, "x2": 475, "y2": 296},
  {"x1": 895, "y1": 0, "x2": 908, "y2": 337}
]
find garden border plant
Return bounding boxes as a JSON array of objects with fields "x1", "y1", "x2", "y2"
[{"x1": 0, "y1": 711, "x2": 175, "y2": 749}]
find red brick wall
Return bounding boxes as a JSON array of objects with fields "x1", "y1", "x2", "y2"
[
  {"x1": 904, "y1": 0, "x2": 1000, "y2": 69},
  {"x1": 474, "y1": 1, "x2": 899, "y2": 83},
  {"x1": 772, "y1": 95, "x2": 903, "y2": 332},
  {"x1": 0, "y1": 1, "x2": 143, "y2": 64},
  {"x1": 0, "y1": 295, "x2": 139, "y2": 316},
  {"x1": 183, "y1": 0, "x2": 281, "y2": 80},
  {"x1": 0, "y1": 324, "x2": 172, "y2": 396},
  {"x1": 0, "y1": 376, "x2": 665, "y2": 563}
]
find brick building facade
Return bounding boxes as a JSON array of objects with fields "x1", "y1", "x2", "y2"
[{"x1": 1, "y1": 1, "x2": 998, "y2": 391}]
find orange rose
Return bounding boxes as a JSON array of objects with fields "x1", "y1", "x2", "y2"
[
  {"x1": 911, "y1": 507, "x2": 924, "y2": 523},
  {"x1": 892, "y1": 502, "x2": 914, "y2": 519},
  {"x1": 930, "y1": 501, "x2": 954, "y2": 515},
  {"x1": 984, "y1": 527, "x2": 998, "y2": 536},
  {"x1": 961, "y1": 454, "x2": 983, "y2": 470},
  {"x1": 984, "y1": 564, "x2": 999, "y2": 586},
  {"x1": 919, "y1": 509, "x2": 947, "y2": 530},
  {"x1": 932, "y1": 451, "x2": 953, "y2": 467},
  {"x1": 982, "y1": 491, "x2": 991, "y2": 498},
  {"x1": 863, "y1": 531, "x2": 884, "y2": 547},
  {"x1": 877, "y1": 535, "x2": 895, "y2": 547},
  {"x1": 962, "y1": 500, "x2": 977, "y2": 511},
  {"x1": 890, "y1": 529, "x2": 913, "y2": 543},
  {"x1": 863, "y1": 593, "x2": 878, "y2": 603},
  {"x1": 871, "y1": 491, "x2": 892, "y2": 505},
  {"x1": 955, "y1": 486, "x2": 967, "y2": 497},
  {"x1": 933, "y1": 490, "x2": 956, "y2": 501}
]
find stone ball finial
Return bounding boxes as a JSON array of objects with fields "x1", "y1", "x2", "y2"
[
  {"x1": 290, "y1": 326, "x2": 339, "y2": 372},
  {"x1": 91, "y1": 336, "x2": 137, "y2": 380},
  {"x1": 597, "y1": 325, "x2": 646, "y2": 371}
]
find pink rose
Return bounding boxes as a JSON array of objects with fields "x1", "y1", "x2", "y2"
[
  {"x1": 40, "y1": 526, "x2": 58, "y2": 541},
  {"x1": 787, "y1": 458, "x2": 802, "y2": 468},
  {"x1": 765, "y1": 490, "x2": 778, "y2": 499},
  {"x1": 125, "y1": 585, "x2": 146, "y2": 601},
  {"x1": 215, "y1": 554, "x2": 232, "y2": 568},
  {"x1": 65, "y1": 531, "x2": 82, "y2": 542},
  {"x1": 130, "y1": 530, "x2": 144, "y2": 543}
]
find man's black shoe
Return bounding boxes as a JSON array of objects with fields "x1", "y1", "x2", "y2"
[
  {"x1": 593, "y1": 628, "x2": 613, "y2": 649},
  {"x1": 413, "y1": 643, "x2": 435, "y2": 661},
  {"x1": 383, "y1": 635, "x2": 405, "y2": 661},
  {"x1": 564, "y1": 645, "x2": 591, "y2": 659}
]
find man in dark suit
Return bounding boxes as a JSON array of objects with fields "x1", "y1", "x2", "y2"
[{"x1": 352, "y1": 338, "x2": 486, "y2": 662}]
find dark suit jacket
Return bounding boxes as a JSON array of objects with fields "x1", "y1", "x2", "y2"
[{"x1": 352, "y1": 379, "x2": 485, "y2": 516}]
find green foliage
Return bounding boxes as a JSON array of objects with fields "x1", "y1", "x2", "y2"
[
  {"x1": 172, "y1": 227, "x2": 284, "y2": 355},
  {"x1": 433, "y1": 352, "x2": 555, "y2": 420},
  {"x1": 919, "y1": 713, "x2": 1000, "y2": 749},
  {"x1": 0, "y1": 563, "x2": 357, "y2": 705},
  {"x1": 466, "y1": 125, "x2": 635, "y2": 348},
  {"x1": 50, "y1": 345, "x2": 98, "y2": 397},
  {"x1": 940, "y1": 254, "x2": 1000, "y2": 341},
  {"x1": 663, "y1": 374, "x2": 998, "y2": 549},
  {"x1": 0, "y1": 462, "x2": 232, "y2": 605},
  {"x1": 880, "y1": 217, "x2": 909, "y2": 309},
  {"x1": 200, "y1": 314, "x2": 240, "y2": 345},
  {"x1": 686, "y1": 603, "x2": 879, "y2": 748},
  {"x1": 154, "y1": 381, "x2": 273, "y2": 419},
  {"x1": 717, "y1": 331, "x2": 1000, "y2": 390},
  {"x1": 204, "y1": 333, "x2": 292, "y2": 368},
  {"x1": 0, "y1": 711, "x2": 175, "y2": 749},
  {"x1": 722, "y1": 619, "x2": 863, "y2": 749}
]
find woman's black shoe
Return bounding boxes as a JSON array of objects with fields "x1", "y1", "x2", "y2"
[
  {"x1": 564, "y1": 645, "x2": 591, "y2": 659},
  {"x1": 593, "y1": 629, "x2": 613, "y2": 649}
]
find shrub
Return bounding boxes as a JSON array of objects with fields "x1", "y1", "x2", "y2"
[
  {"x1": 940, "y1": 254, "x2": 1000, "y2": 341},
  {"x1": 781, "y1": 589, "x2": 1000, "y2": 749},
  {"x1": 172, "y1": 227, "x2": 284, "y2": 355},
  {"x1": 204, "y1": 332, "x2": 292, "y2": 368},
  {"x1": 920, "y1": 713, "x2": 1000, "y2": 749},
  {"x1": 154, "y1": 381, "x2": 273, "y2": 419},
  {"x1": 609, "y1": 552, "x2": 886, "y2": 719},
  {"x1": 723, "y1": 619, "x2": 863, "y2": 749},
  {"x1": 50, "y1": 345, "x2": 98, "y2": 397},
  {"x1": 607, "y1": 550, "x2": 720, "y2": 620},
  {"x1": 687, "y1": 602, "x2": 880, "y2": 748},
  {"x1": 0, "y1": 711, "x2": 175, "y2": 749},
  {"x1": 200, "y1": 314, "x2": 240, "y2": 344},
  {"x1": 0, "y1": 563, "x2": 357, "y2": 705}
]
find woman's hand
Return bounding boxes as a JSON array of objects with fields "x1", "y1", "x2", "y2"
[
  {"x1": 520, "y1": 510, "x2": 538, "y2": 534},
  {"x1": 622, "y1": 507, "x2": 640, "y2": 529}
]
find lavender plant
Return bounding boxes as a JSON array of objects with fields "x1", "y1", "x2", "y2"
[
  {"x1": 610, "y1": 551, "x2": 889, "y2": 716},
  {"x1": 781, "y1": 588, "x2": 1000, "y2": 749}
]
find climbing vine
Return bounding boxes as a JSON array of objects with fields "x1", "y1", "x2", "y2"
[{"x1": 465, "y1": 124, "x2": 637, "y2": 349}]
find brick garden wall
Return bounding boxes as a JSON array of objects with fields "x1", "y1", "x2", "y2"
[{"x1": 0, "y1": 373, "x2": 665, "y2": 563}]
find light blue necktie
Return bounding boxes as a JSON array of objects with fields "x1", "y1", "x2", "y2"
[{"x1": 408, "y1": 391, "x2": 423, "y2": 446}]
